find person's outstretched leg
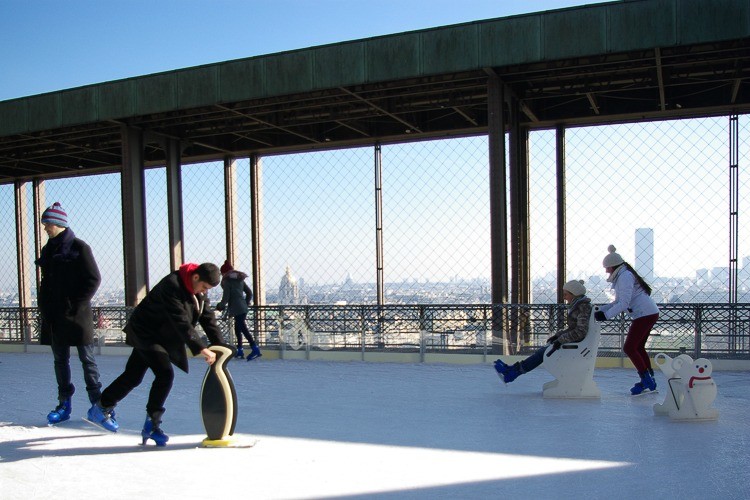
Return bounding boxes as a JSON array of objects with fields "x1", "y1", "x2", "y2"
[{"x1": 139, "y1": 350, "x2": 174, "y2": 418}]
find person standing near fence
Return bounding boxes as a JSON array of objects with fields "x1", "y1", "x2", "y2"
[
  {"x1": 494, "y1": 280, "x2": 592, "y2": 383},
  {"x1": 216, "y1": 260, "x2": 261, "y2": 361},
  {"x1": 595, "y1": 245, "x2": 660, "y2": 395},
  {"x1": 35, "y1": 202, "x2": 104, "y2": 425}
]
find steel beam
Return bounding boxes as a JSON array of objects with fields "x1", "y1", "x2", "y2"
[
  {"x1": 165, "y1": 138, "x2": 184, "y2": 270},
  {"x1": 224, "y1": 156, "x2": 238, "y2": 267},
  {"x1": 121, "y1": 125, "x2": 149, "y2": 305},
  {"x1": 556, "y1": 125, "x2": 567, "y2": 305}
]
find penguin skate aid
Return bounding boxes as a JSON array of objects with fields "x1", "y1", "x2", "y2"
[{"x1": 87, "y1": 263, "x2": 224, "y2": 444}]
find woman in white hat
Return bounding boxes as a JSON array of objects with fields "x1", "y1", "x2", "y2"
[
  {"x1": 494, "y1": 279, "x2": 592, "y2": 384},
  {"x1": 596, "y1": 245, "x2": 660, "y2": 395}
]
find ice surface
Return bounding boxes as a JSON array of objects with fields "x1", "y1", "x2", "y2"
[{"x1": 1, "y1": 352, "x2": 748, "y2": 499}]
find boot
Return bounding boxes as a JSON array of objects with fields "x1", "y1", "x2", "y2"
[
  {"x1": 493, "y1": 359, "x2": 510, "y2": 376},
  {"x1": 247, "y1": 345, "x2": 262, "y2": 361},
  {"x1": 235, "y1": 347, "x2": 245, "y2": 359},
  {"x1": 141, "y1": 411, "x2": 169, "y2": 446},
  {"x1": 493, "y1": 360, "x2": 521, "y2": 384},
  {"x1": 630, "y1": 371, "x2": 657, "y2": 395},
  {"x1": 502, "y1": 363, "x2": 522, "y2": 384},
  {"x1": 86, "y1": 402, "x2": 119, "y2": 432},
  {"x1": 47, "y1": 398, "x2": 72, "y2": 425}
]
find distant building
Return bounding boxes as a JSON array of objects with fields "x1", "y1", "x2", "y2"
[
  {"x1": 711, "y1": 267, "x2": 729, "y2": 285},
  {"x1": 279, "y1": 266, "x2": 300, "y2": 304},
  {"x1": 635, "y1": 228, "x2": 654, "y2": 282}
]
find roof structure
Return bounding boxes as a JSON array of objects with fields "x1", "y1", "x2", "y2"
[{"x1": 1, "y1": 0, "x2": 749, "y2": 181}]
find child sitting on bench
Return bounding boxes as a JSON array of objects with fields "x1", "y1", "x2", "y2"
[{"x1": 494, "y1": 280, "x2": 592, "y2": 383}]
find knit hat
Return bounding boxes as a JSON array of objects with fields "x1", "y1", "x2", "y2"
[
  {"x1": 602, "y1": 245, "x2": 624, "y2": 268},
  {"x1": 41, "y1": 202, "x2": 69, "y2": 228},
  {"x1": 563, "y1": 279, "x2": 586, "y2": 297},
  {"x1": 220, "y1": 260, "x2": 233, "y2": 275}
]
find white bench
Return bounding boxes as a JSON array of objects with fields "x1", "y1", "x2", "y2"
[{"x1": 542, "y1": 307, "x2": 601, "y2": 399}]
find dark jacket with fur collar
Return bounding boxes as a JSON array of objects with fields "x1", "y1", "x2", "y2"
[{"x1": 123, "y1": 271, "x2": 224, "y2": 372}]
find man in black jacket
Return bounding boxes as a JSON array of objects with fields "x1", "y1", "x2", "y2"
[
  {"x1": 36, "y1": 202, "x2": 103, "y2": 425},
  {"x1": 88, "y1": 262, "x2": 225, "y2": 446}
]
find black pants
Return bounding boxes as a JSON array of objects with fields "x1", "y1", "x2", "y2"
[
  {"x1": 234, "y1": 313, "x2": 256, "y2": 348},
  {"x1": 100, "y1": 349, "x2": 173, "y2": 416}
]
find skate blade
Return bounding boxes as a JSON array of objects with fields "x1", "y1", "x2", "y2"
[
  {"x1": 631, "y1": 389, "x2": 659, "y2": 397},
  {"x1": 81, "y1": 417, "x2": 118, "y2": 433},
  {"x1": 494, "y1": 371, "x2": 509, "y2": 385},
  {"x1": 47, "y1": 418, "x2": 71, "y2": 427},
  {"x1": 139, "y1": 440, "x2": 168, "y2": 448}
]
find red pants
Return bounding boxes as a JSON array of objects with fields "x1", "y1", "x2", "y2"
[{"x1": 623, "y1": 313, "x2": 659, "y2": 373}]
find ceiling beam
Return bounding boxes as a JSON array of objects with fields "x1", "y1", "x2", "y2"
[
  {"x1": 655, "y1": 48, "x2": 666, "y2": 111},
  {"x1": 586, "y1": 92, "x2": 600, "y2": 115},
  {"x1": 338, "y1": 87, "x2": 423, "y2": 134}
]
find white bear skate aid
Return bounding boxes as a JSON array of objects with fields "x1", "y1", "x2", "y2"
[{"x1": 653, "y1": 353, "x2": 719, "y2": 422}]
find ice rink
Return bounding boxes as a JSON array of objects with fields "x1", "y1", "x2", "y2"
[{"x1": 1, "y1": 351, "x2": 748, "y2": 499}]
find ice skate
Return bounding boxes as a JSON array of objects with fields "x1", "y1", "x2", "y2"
[
  {"x1": 235, "y1": 347, "x2": 245, "y2": 359},
  {"x1": 85, "y1": 403, "x2": 119, "y2": 432},
  {"x1": 493, "y1": 359, "x2": 509, "y2": 378},
  {"x1": 47, "y1": 398, "x2": 71, "y2": 425},
  {"x1": 630, "y1": 371, "x2": 657, "y2": 395},
  {"x1": 141, "y1": 412, "x2": 169, "y2": 447},
  {"x1": 247, "y1": 345, "x2": 262, "y2": 361},
  {"x1": 502, "y1": 363, "x2": 521, "y2": 384},
  {"x1": 493, "y1": 360, "x2": 520, "y2": 384}
]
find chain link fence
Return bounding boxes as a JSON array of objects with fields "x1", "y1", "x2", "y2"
[{"x1": 1, "y1": 116, "x2": 748, "y2": 313}]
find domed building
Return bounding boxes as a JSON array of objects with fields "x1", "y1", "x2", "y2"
[{"x1": 279, "y1": 266, "x2": 300, "y2": 305}]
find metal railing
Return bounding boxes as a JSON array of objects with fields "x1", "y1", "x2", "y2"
[{"x1": 2, "y1": 303, "x2": 749, "y2": 361}]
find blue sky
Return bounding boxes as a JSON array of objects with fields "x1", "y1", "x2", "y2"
[{"x1": 0, "y1": 0, "x2": 593, "y2": 101}]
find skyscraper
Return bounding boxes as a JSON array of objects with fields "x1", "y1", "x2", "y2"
[{"x1": 635, "y1": 228, "x2": 654, "y2": 282}]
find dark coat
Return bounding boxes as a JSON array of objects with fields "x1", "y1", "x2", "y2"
[
  {"x1": 217, "y1": 271, "x2": 252, "y2": 317},
  {"x1": 123, "y1": 271, "x2": 224, "y2": 373},
  {"x1": 36, "y1": 228, "x2": 101, "y2": 346}
]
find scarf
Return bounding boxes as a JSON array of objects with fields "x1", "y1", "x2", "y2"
[
  {"x1": 606, "y1": 264, "x2": 623, "y2": 284},
  {"x1": 35, "y1": 227, "x2": 78, "y2": 267}
]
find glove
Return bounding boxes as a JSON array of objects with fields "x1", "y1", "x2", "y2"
[
  {"x1": 546, "y1": 334, "x2": 559, "y2": 344},
  {"x1": 546, "y1": 340, "x2": 561, "y2": 357},
  {"x1": 594, "y1": 311, "x2": 606, "y2": 322}
]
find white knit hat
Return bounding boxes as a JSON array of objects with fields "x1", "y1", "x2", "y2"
[
  {"x1": 602, "y1": 244, "x2": 624, "y2": 267},
  {"x1": 563, "y1": 279, "x2": 586, "y2": 297}
]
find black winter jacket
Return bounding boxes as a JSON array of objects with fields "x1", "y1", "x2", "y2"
[
  {"x1": 36, "y1": 228, "x2": 101, "y2": 346},
  {"x1": 123, "y1": 271, "x2": 224, "y2": 372}
]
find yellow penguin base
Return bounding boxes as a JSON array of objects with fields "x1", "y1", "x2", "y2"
[{"x1": 201, "y1": 436, "x2": 257, "y2": 448}]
